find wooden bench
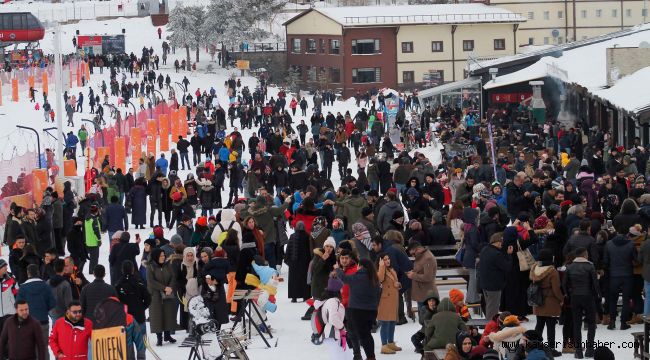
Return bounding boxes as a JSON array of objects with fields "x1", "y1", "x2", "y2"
[
  {"x1": 423, "y1": 349, "x2": 447, "y2": 360},
  {"x1": 437, "y1": 279, "x2": 467, "y2": 286},
  {"x1": 436, "y1": 255, "x2": 459, "y2": 268},
  {"x1": 467, "y1": 303, "x2": 483, "y2": 317},
  {"x1": 428, "y1": 244, "x2": 458, "y2": 256},
  {"x1": 436, "y1": 268, "x2": 469, "y2": 279},
  {"x1": 633, "y1": 331, "x2": 644, "y2": 359}
]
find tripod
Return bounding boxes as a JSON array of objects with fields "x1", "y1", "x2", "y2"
[{"x1": 231, "y1": 289, "x2": 273, "y2": 348}]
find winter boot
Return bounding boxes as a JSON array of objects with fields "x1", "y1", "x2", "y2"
[
  {"x1": 301, "y1": 306, "x2": 314, "y2": 321},
  {"x1": 574, "y1": 349, "x2": 584, "y2": 359},
  {"x1": 563, "y1": 344, "x2": 575, "y2": 354},
  {"x1": 156, "y1": 333, "x2": 163, "y2": 346},
  {"x1": 601, "y1": 314, "x2": 610, "y2": 325},
  {"x1": 380, "y1": 345, "x2": 396, "y2": 354},
  {"x1": 387, "y1": 343, "x2": 402, "y2": 351},
  {"x1": 627, "y1": 314, "x2": 644, "y2": 325},
  {"x1": 584, "y1": 348, "x2": 594, "y2": 358}
]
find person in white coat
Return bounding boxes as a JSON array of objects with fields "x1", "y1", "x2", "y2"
[
  {"x1": 315, "y1": 276, "x2": 353, "y2": 360},
  {"x1": 211, "y1": 209, "x2": 243, "y2": 246}
]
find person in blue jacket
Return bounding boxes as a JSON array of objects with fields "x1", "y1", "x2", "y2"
[
  {"x1": 65, "y1": 132, "x2": 79, "y2": 158},
  {"x1": 219, "y1": 145, "x2": 230, "y2": 163},
  {"x1": 16, "y1": 264, "x2": 56, "y2": 341},
  {"x1": 155, "y1": 154, "x2": 169, "y2": 176}
]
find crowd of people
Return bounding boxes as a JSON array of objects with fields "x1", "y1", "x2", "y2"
[{"x1": 3, "y1": 43, "x2": 645, "y2": 360}]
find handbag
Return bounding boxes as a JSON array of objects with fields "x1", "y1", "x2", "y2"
[
  {"x1": 454, "y1": 240, "x2": 465, "y2": 264},
  {"x1": 516, "y1": 240, "x2": 536, "y2": 271}
]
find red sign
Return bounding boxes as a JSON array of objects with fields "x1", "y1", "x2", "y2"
[
  {"x1": 76, "y1": 36, "x2": 102, "y2": 47},
  {"x1": 491, "y1": 92, "x2": 533, "y2": 103}
]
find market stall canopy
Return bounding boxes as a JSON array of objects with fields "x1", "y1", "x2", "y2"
[
  {"x1": 417, "y1": 77, "x2": 482, "y2": 103},
  {"x1": 483, "y1": 57, "x2": 568, "y2": 90}
]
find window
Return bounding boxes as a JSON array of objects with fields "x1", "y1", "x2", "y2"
[
  {"x1": 292, "y1": 38, "x2": 301, "y2": 53},
  {"x1": 544, "y1": 37, "x2": 549, "y2": 45},
  {"x1": 330, "y1": 39, "x2": 340, "y2": 54},
  {"x1": 558, "y1": 11, "x2": 564, "y2": 19},
  {"x1": 528, "y1": 37, "x2": 534, "y2": 45},
  {"x1": 330, "y1": 68, "x2": 341, "y2": 83},
  {"x1": 307, "y1": 39, "x2": 317, "y2": 53},
  {"x1": 581, "y1": 10, "x2": 587, "y2": 18},
  {"x1": 401, "y1": 42, "x2": 413, "y2": 53},
  {"x1": 626, "y1": 9, "x2": 632, "y2": 17},
  {"x1": 402, "y1": 71, "x2": 415, "y2": 83},
  {"x1": 462, "y1": 40, "x2": 474, "y2": 51},
  {"x1": 612, "y1": 9, "x2": 617, "y2": 17},
  {"x1": 319, "y1": 39, "x2": 325, "y2": 53},
  {"x1": 352, "y1": 68, "x2": 381, "y2": 83},
  {"x1": 527, "y1": 12, "x2": 534, "y2": 20},
  {"x1": 431, "y1": 41, "x2": 443, "y2": 52},
  {"x1": 425, "y1": 70, "x2": 444, "y2": 85},
  {"x1": 351, "y1": 39, "x2": 380, "y2": 54},
  {"x1": 293, "y1": 65, "x2": 302, "y2": 78},
  {"x1": 544, "y1": 11, "x2": 549, "y2": 20},
  {"x1": 596, "y1": 9, "x2": 602, "y2": 17},
  {"x1": 494, "y1": 38, "x2": 506, "y2": 50}
]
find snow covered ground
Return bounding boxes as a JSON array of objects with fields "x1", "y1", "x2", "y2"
[{"x1": 0, "y1": 9, "x2": 639, "y2": 360}]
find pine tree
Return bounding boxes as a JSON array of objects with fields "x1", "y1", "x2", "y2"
[
  {"x1": 168, "y1": 4, "x2": 206, "y2": 70},
  {"x1": 203, "y1": 0, "x2": 285, "y2": 48},
  {"x1": 285, "y1": 66, "x2": 301, "y2": 94}
]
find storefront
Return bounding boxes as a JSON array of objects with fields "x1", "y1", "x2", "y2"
[{"x1": 417, "y1": 77, "x2": 482, "y2": 116}]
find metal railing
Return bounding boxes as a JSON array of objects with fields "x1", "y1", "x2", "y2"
[
  {"x1": 228, "y1": 42, "x2": 287, "y2": 53},
  {"x1": 343, "y1": 12, "x2": 524, "y2": 24}
]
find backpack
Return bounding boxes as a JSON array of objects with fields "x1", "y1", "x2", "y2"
[
  {"x1": 527, "y1": 281, "x2": 545, "y2": 307},
  {"x1": 214, "y1": 221, "x2": 235, "y2": 245}
]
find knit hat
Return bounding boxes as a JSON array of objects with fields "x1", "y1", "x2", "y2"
[
  {"x1": 533, "y1": 215, "x2": 549, "y2": 230},
  {"x1": 351, "y1": 222, "x2": 368, "y2": 235},
  {"x1": 361, "y1": 207, "x2": 373, "y2": 217},
  {"x1": 214, "y1": 247, "x2": 226, "y2": 258},
  {"x1": 0, "y1": 259, "x2": 7, "y2": 269},
  {"x1": 324, "y1": 237, "x2": 336, "y2": 249},
  {"x1": 406, "y1": 187, "x2": 419, "y2": 197},
  {"x1": 153, "y1": 226, "x2": 164, "y2": 239},
  {"x1": 449, "y1": 288, "x2": 464, "y2": 304},
  {"x1": 593, "y1": 346, "x2": 615, "y2": 360},
  {"x1": 325, "y1": 277, "x2": 344, "y2": 292},
  {"x1": 503, "y1": 315, "x2": 520, "y2": 326},
  {"x1": 502, "y1": 227, "x2": 519, "y2": 244},
  {"x1": 196, "y1": 216, "x2": 208, "y2": 227},
  {"x1": 387, "y1": 187, "x2": 397, "y2": 195},
  {"x1": 489, "y1": 232, "x2": 504, "y2": 244},
  {"x1": 481, "y1": 349, "x2": 500, "y2": 360},
  {"x1": 170, "y1": 234, "x2": 183, "y2": 245},
  {"x1": 392, "y1": 210, "x2": 405, "y2": 221},
  {"x1": 523, "y1": 330, "x2": 543, "y2": 343},
  {"x1": 559, "y1": 200, "x2": 573, "y2": 208},
  {"x1": 295, "y1": 221, "x2": 305, "y2": 232},
  {"x1": 144, "y1": 238, "x2": 156, "y2": 248}
]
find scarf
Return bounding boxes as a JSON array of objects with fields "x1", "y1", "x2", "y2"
[
  {"x1": 358, "y1": 230, "x2": 372, "y2": 249},
  {"x1": 311, "y1": 224, "x2": 326, "y2": 240}
]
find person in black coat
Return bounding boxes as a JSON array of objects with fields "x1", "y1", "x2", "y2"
[
  {"x1": 109, "y1": 232, "x2": 141, "y2": 285},
  {"x1": 506, "y1": 173, "x2": 532, "y2": 221},
  {"x1": 426, "y1": 211, "x2": 455, "y2": 246},
  {"x1": 170, "y1": 149, "x2": 179, "y2": 172},
  {"x1": 79, "y1": 265, "x2": 117, "y2": 322},
  {"x1": 501, "y1": 221, "x2": 538, "y2": 318},
  {"x1": 288, "y1": 165, "x2": 308, "y2": 192},
  {"x1": 285, "y1": 221, "x2": 311, "y2": 302},
  {"x1": 35, "y1": 209, "x2": 53, "y2": 257},
  {"x1": 66, "y1": 217, "x2": 88, "y2": 274},
  {"x1": 62, "y1": 181, "x2": 76, "y2": 236},
  {"x1": 129, "y1": 177, "x2": 147, "y2": 229},
  {"x1": 116, "y1": 260, "x2": 151, "y2": 327},
  {"x1": 478, "y1": 232, "x2": 514, "y2": 320},
  {"x1": 105, "y1": 196, "x2": 129, "y2": 240}
]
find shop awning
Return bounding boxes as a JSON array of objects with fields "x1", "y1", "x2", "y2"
[
  {"x1": 417, "y1": 77, "x2": 482, "y2": 103},
  {"x1": 483, "y1": 58, "x2": 568, "y2": 90}
]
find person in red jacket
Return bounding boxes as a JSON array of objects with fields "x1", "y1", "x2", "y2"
[{"x1": 49, "y1": 300, "x2": 93, "y2": 360}]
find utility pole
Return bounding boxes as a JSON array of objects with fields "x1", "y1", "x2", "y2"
[{"x1": 53, "y1": 23, "x2": 65, "y2": 169}]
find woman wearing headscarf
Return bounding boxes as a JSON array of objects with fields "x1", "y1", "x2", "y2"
[
  {"x1": 285, "y1": 221, "x2": 311, "y2": 302},
  {"x1": 147, "y1": 248, "x2": 178, "y2": 345},
  {"x1": 310, "y1": 216, "x2": 331, "y2": 252},
  {"x1": 501, "y1": 217, "x2": 539, "y2": 320},
  {"x1": 176, "y1": 247, "x2": 199, "y2": 331},
  {"x1": 444, "y1": 331, "x2": 487, "y2": 360},
  {"x1": 351, "y1": 222, "x2": 373, "y2": 253}
]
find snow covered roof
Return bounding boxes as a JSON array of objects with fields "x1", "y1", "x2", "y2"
[
  {"x1": 482, "y1": 57, "x2": 568, "y2": 89},
  {"x1": 592, "y1": 67, "x2": 650, "y2": 116},
  {"x1": 470, "y1": 23, "x2": 650, "y2": 72},
  {"x1": 286, "y1": 4, "x2": 525, "y2": 27}
]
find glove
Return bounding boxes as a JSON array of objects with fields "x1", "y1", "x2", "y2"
[{"x1": 340, "y1": 329, "x2": 347, "y2": 351}]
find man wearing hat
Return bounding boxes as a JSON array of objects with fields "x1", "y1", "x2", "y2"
[{"x1": 478, "y1": 232, "x2": 514, "y2": 320}]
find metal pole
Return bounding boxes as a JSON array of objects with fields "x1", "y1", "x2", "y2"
[
  {"x1": 128, "y1": 101, "x2": 138, "y2": 128},
  {"x1": 16, "y1": 126, "x2": 42, "y2": 169},
  {"x1": 53, "y1": 23, "x2": 65, "y2": 168}
]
